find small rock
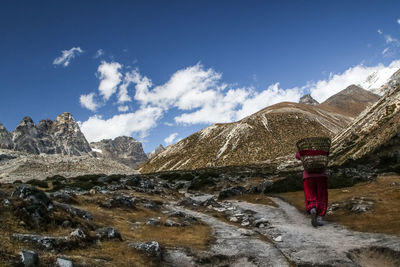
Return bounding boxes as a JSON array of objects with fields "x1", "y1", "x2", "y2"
[
  {"x1": 95, "y1": 227, "x2": 122, "y2": 240},
  {"x1": 241, "y1": 221, "x2": 250, "y2": 227},
  {"x1": 146, "y1": 218, "x2": 161, "y2": 226},
  {"x1": 164, "y1": 219, "x2": 181, "y2": 227},
  {"x1": 129, "y1": 241, "x2": 161, "y2": 258},
  {"x1": 89, "y1": 189, "x2": 96, "y2": 195},
  {"x1": 229, "y1": 217, "x2": 238, "y2": 222},
  {"x1": 57, "y1": 257, "x2": 73, "y2": 267},
  {"x1": 341, "y1": 189, "x2": 350, "y2": 193},
  {"x1": 3, "y1": 199, "x2": 11, "y2": 207},
  {"x1": 254, "y1": 218, "x2": 269, "y2": 227},
  {"x1": 70, "y1": 228, "x2": 86, "y2": 240},
  {"x1": 19, "y1": 250, "x2": 39, "y2": 267},
  {"x1": 273, "y1": 236, "x2": 282, "y2": 242}
]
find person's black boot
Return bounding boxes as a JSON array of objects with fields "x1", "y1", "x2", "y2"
[{"x1": 310, "y1": 208, "x2": 317, "y2": 227}]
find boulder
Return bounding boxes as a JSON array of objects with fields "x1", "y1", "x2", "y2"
[
  {"x1": 19, "y1": 250, "x2": 39, "y2": 267},
  {"x1": 54, "y1": 202, "x2": 93, "y2": 221},
  {"x1": 218, "y1": 186, "x2": 247, "y2": 200},
  {"x1": 56, "y1": 257, "x2": 73, "y2": 267}
]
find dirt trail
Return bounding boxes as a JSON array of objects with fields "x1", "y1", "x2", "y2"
[
  {"x1": 233, "y1": 197, "x2": 400, "y2": 266},
  {"x1": 165, "y1": 196, "x2": 400, "y2": 266},
  {"x1": 164, "y1": 204, "x2": 290, "y2": 267}
]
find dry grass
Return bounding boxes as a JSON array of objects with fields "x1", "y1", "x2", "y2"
[{"x1": 276, "y1": 175, "x2": 400, "y2": 236}]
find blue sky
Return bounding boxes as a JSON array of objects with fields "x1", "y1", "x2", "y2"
[{"x1": 1, "y1": 1, "x2": 400, "y2": 152}]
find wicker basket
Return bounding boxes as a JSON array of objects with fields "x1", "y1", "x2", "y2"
[{"x1": 296, "y1": 137, "x2": 331, "y2": 173}]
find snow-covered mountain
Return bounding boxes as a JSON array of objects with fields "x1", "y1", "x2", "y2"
[{"x1": 359, "y1": 67, "x2": 400, "y2": 95}]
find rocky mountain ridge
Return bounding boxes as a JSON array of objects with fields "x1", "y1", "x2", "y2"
[
  {"x1": 139, "y1": 86, "x2": 379, "y2": 173},
  {"x1": 4, "y1": 113, "x2": 92, "y2": 156},
  {"x1": 0, "y1": 113, "x2": 149, "y2": 171},
  {"x1": 331, "y1": 78, "x2": 400, "y2": 169},
  {"x1": 90, "y1": 136, "x2": 148, "y2": 168}
]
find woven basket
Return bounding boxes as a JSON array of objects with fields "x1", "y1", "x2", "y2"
[{"x1": 296, "y1": 137, "x2": 331, "y2": 173}]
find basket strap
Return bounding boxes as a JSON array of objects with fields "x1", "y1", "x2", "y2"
[{"x1": 299, "y1": 150, "x2": 329, "y2": 156}]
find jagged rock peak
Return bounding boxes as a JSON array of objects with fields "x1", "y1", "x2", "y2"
[
  {"x1": 147, "y1": 144, "x2": 165, "y2": 159},
  {"x1": 299, "y1": 94, "x2": 319, "y2": 105},
  {"x1": 90, "y1": 136, "x2": 148, "y2": 168},
  {"x1": 0, "y1": 123, "x2": 13, "y2": 149},
  {"x1": 6, "y1": 112, "x2": 91, "y2": 156}
]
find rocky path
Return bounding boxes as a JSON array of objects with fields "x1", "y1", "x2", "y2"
[
  {"x1": 164, "y1": 204, "x2": 290, "y2": 267},
  {"x1": 234, "y1": 197, "x2": 400, "y2": 266},
  {"x1": 166, "y1": 195, "x2": 400, "y2": 266}
]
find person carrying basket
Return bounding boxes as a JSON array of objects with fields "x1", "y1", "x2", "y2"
[{"x1": 296, "y1": 137, "x2": 331, "y2": 227}]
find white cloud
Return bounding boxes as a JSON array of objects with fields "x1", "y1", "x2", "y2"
[
  {"x1": 309, "y1": 60, "x2": 400, "y2": 102},
  {"x1": 53, "y1": 47, "x2": 83, "y2": 67},
  {"x1": 80, "y1": 106, "x2": 163, "y2": 142},
  {"x1": 397, "y1": 19, "x2": 400, "y2": 25},
  {"x1": 79, "y1": 93, "x2": 99, "y2": 112},
  {"x1": 383, "y1": 47, "x2": 390, "y2": 55},
  {"x1": 378, "y1": 29, "x2": 383, "y2": 35},
  {"x1": 133, "y1": 64, "x2": 222, "y2": 110},
  {"x1": 235, "y1": 83, "x2": 303, "y2": 120},
  {"x1": 79, "y1": 60, "x2": 400, "y2": 142},
  {"x1": 94, "y1": 49, "x2": 104, "y2": 58},
  {"x1": 97, "y1": 61, "x2": 122, "y2": 101},
  {"x1": 118, "y1": 105, "x2": 129, "y2": 112},
  {"x1": 118, "y1": 71, "x2": 134, "y2": 103},
  {"x1": 164, "y1": 133, "x2": 178, "y2": 145}
]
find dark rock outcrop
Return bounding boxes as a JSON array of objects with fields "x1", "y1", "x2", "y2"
[
  {"x1": 299, "y1": 94, "x2": 319, "y2": 105},
  {"x1": 9, "y1": 113, "x2": 91, "y2": 156},
  {"x1": 0, "y1": 123, "x2": 13, "y2": 149},
  {"x1": 12, "y1": 117, "x2": 40, "y2": 154},
  {"x1": 91, "y1": 136, "x2": 148, "y2": 168}
]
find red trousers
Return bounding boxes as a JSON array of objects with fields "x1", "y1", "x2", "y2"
[{"x1": 303, "y1": 176, "x2": 328, "y2": 216}]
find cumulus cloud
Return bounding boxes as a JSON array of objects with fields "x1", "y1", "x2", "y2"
[
  {"x1": 235, "y1": 83, "x2": 303, "y2": 120},
  {"x1": 94, "y1": 49, "x2": 104, "y2": 58},
  {"x1": 53, "y1": 47, "x2": 83, "y2": 67},
  {"x1": 80, "y1": 106, "x2": 163, "y2": 142},
  {"x1": 309, "y1": 60, "x2": 400, "y2": 102},
  {"x1": 397, "y1": 19, "x2": 400, "y2": 25},
  {"x1": 164, "y1": 133, "x2": 178, "y2": 145},
  {"x1": 97, "y1": 61, "x2": 122, "y2": 101},
  {"x1": 118, "y1": 71, "x2": 134, "y2": 103},
  {"x1": 80, "y1": 60, "x2": 400, "y2": 142},
  {"x1": 79, "y1": 93, "x2": 99, "y2": 112}
]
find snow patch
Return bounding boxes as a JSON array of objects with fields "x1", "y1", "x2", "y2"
[
  {"x1": 91, "y1": 148, "x2": 103, "y2": 154},
  {"x1": 216, "y1": 123, "x2": 252, "y2": 159}
]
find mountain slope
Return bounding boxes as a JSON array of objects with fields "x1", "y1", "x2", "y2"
[
  {"x1": 140, "y1": 102, "x2": 352, "y2": 173},
  {"x1": 318, "y1": 85, "x2": 380, "y2": 117},
  {"x1": 331, "y1": 81, "x2": 400, "y2": 167}
]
